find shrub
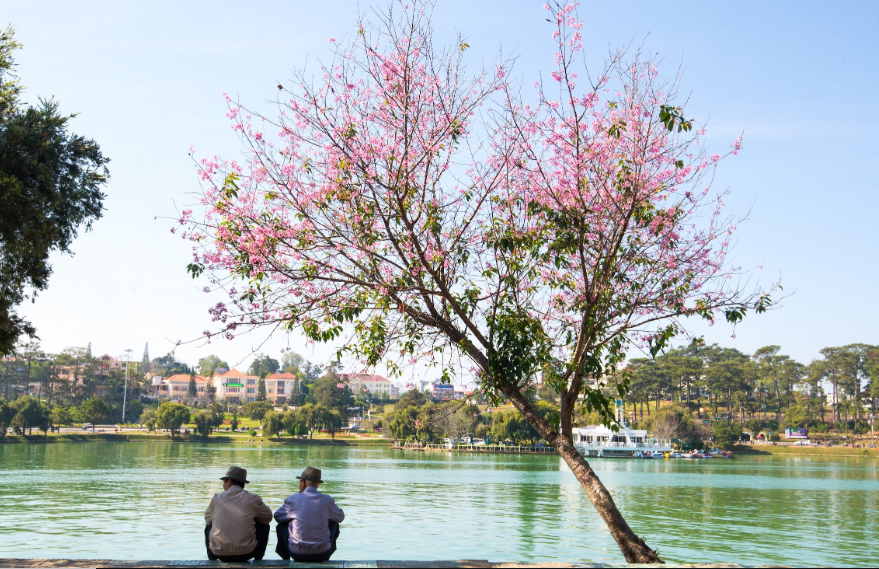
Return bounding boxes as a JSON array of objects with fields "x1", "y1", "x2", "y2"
[
  {"x1": 711, "y1": 420, "x2": 742, "y2": 450},
  {"x1": 193, "y1": 410, "x2": 216, "y2": 437}
]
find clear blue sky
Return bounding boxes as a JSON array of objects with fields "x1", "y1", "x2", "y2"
[{"x1": 4, "y1": 0, "x2": 877, "y2": 380}]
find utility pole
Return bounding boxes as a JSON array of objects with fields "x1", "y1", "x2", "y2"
[{"x1": 121, "y1": 349, "x2": 133, "y2": 424}]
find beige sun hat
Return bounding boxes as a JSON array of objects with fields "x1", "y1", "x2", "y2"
[
  {"x1": 296, "y1": 466, "x2": 323, "y2": 483},
  {"x1": 221, "y1": 466, "x2": 250, "y2": 484}
]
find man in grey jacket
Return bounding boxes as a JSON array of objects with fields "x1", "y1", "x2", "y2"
[
  {"x1": 205, "y1": 466, "x2": 273, "y2": 562},
  {"x1": 274, "y1": 466, "x2": 345, "y2": 562}
]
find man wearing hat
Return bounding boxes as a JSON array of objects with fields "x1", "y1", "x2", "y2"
[
  {"x1": 274, "y1": 466, "x2": 345, "y2": 562},
  {"x1": 204, "y1": 466, "x2": 273, "y2": 562}
]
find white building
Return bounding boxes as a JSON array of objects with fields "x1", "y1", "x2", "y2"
[
  {"x1": 211, "y1": 368, "x2": 259, "y2": 404},
  {"x1": 150, "y1": 374, "x2": 210, "y2": 402},
  {"x1": 96, "y1": 354, "x2": 137, "y2": 376},
  {"x1": 340, "y1": 373, "x2": 394, "y2": 397},
  {"x1": 426, "y1": 381, "x2": 463, "y2": 400},
  {"x1": 265, "y1": 372, "x2": 299, "y2": 404}
]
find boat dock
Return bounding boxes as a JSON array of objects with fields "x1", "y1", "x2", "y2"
[{"x1": 393, "y1": 442, "x2": 557, "y2": 454}]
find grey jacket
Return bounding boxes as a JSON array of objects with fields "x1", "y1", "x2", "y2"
[
  {"x1": 274, "y1": 487, "x2": 345, "y2": 554},
  {"x1": 205, "y1": 485, "x2": 273, "y2": 556}
]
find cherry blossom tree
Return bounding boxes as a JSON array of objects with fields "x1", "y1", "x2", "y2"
[{"x1": 181, "y1": 2, "x2": 776, "y2": 562}]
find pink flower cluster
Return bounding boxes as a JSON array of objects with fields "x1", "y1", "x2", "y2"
[{"x1": 181, "y1": 2, "x2": 773, "y2": 389}]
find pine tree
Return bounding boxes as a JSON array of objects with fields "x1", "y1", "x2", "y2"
[
  {"x1": 86, "y1": 342, "x2": 92, "y2": 359},
  {"x1": 187, "y1": 373, "x2": 197, "y2": 405},
  {"x1": 257, "y1": 379, "x2": 267, "y2": 402},
  {"x1": 142, "y1": 342, "x2": 151, "y2": 373}
]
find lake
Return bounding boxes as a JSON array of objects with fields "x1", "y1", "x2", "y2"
[{"x1": 0, "y1": 443, "x2": 876, "y2": 566}]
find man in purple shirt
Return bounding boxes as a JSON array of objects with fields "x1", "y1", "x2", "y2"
[{"x1": 274, "y1": 466, "x2": 345, "y2": 562}]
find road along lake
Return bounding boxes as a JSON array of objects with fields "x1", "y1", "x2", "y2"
[{"x1": 0, "y1": 442, "x2": 876, "y2": 566}]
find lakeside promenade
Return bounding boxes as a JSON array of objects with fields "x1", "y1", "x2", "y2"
[{"x1": 0, "y1": 559, "x2": 774, "y2": 568}]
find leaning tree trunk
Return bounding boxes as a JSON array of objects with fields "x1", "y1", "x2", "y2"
[
  {"x1": 503, "y1": 386, "x2": 663, "y2": 563},
  {"x1": 552, "y1": 433, "x2": 662, "y2": 563}
]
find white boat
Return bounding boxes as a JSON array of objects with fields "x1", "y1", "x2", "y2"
[
  {"x1": 572, "y1": 402, "x2": 673, "y2": 458},
  {"x1": 573, "y1": 413, "x2": 673, "y2": 459}
]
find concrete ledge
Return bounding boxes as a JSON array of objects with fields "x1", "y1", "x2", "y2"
[{"x1": 0, "y1": 560, "x2": 775, "y2": 569}]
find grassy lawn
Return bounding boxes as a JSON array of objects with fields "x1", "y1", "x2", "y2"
[{"x1": 732, "y1": 443, "x2": 879, "y2": 458}]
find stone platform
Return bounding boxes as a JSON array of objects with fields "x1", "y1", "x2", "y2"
[{"x1": 0, "y1": 560, "x2": 762, "y2": 569}]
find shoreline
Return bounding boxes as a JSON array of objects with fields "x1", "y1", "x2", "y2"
[
  {"x1": 3, "y1": 435, "x2": 877, "y2": 458},
  {"x1": 0, "y1": 433, "x2": 391, "y2": 446}
]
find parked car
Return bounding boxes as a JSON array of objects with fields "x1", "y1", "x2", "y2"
[{"x1": 794, "y1": 440, "x2": 811, "y2": 446}]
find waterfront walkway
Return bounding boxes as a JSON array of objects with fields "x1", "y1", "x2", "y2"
[{"x1": 0, "y1": 560, "x2": 771, "y2": 568}]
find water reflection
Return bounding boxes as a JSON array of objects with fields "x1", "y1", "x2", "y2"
[{"x1": 0, "y1": 443, "x2": 876, "y2": 566}]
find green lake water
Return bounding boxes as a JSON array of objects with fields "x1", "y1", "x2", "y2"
[{"x1": 0, "y1": 443, "x2": 876, "y2": 566}]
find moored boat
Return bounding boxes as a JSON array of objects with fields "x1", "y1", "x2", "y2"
[{"x1": 572, "y1": 404, "x2": 673, "y2": 458}]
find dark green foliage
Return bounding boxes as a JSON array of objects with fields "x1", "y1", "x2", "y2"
[
  {"x1": 139, "y1": 410, "x2": 157, "y2": 432},
  {"x1": 241, "y1": 400, "x2": 273, "y2": 421},
  {"x1": 193, "y1": 410, "x2": 221, "y2": 437},
  {"x1": 0, "y1": 29, "x2": 109, "y2": 355},
  {"x1": 711, "y1": 419, "x2": 742, "y2": 450},
  {"x1": 311, "y1": 375, "x2": 353, "y2": 417},
  {"x1": 0, "y1": 397, "x2": 11, "y2": 436},
  {"x1": 187, "y1": 375, "x2": 197, "y2": 402},
  {"x1": 197, "y1": 355, "x2": 228, "y2": 378},
  {"x1": 121, "y1": 399, "x2": 142, "y2": 423},
  {"x1": 248, "y1": 354, "x2": 279, "y2": 379},
  {"x1": 156, "y1": 402, "x2": 190, "y2": 435},
  {"x1": 9, "y1": 397, "x2": 43, "y2": 433},
  {"x1": 256, "y1": 378, "x2": 267, "y2": 401},
  {"x1": 151, "y1": 356, "x2": 192, "y2": 375},
  {"x1": 78, "y1": 397, "x2": 109, "y2": 427},
  {"x1": 262, "y1": 410, "x2": 284, "y2": 439},
  {"x1": 396, "y1": 389, "x2": 427, "y2": 408}
]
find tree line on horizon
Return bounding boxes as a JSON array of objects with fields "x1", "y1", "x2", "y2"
[
  {"x1": 0, "y1": 342, "x2": 383, "y2": 437},
  {"x1": 620, "y1": 341, "x2": 878, "y2": 430}
]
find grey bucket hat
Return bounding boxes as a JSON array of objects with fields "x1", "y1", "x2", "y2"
[
  {"x1": 296, "y1": 466, "x2": 323, "y2": 483},
  {"x1": 221, "y1": 466, "x2": 250, "y2": 484}
]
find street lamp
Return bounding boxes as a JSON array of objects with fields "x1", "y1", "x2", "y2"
[{"x1": 121, "y1": 349, "x2": 133, "y2": 424}]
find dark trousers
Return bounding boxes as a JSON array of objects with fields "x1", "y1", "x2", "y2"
[
  {"x1": 205, "y1": 522, "x2": 270, "y2": 562},
  {"x1": 275, "y1": 520, "x2": 340, "y2": 562}
]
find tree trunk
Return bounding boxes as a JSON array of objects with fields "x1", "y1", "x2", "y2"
[
  {"x1": 503, "y1": 386, "x2": 662, "y2": 563},
  {"x1": 775, "y1": 376, "x2": 782, "y2": 424},
  {"x1": 833, "y1": 379, "x2": 838, "y2": 426},
  {"x1": 727, "y1": 389, "x2": 732, "y2": 421},
  {"x1": 554, "y1": 434, "x2": 662, "y2": 563}
]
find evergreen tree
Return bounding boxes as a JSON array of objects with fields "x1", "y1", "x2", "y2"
[
  {"x1": 248, "y1": 354, "x2": 279, "y2": 379},
  {"x1": 256, "y1": 378, "x2": 267, "y2": 402},
  {"x1": 142, "y1": 342, "x2": 151, "y2": 373},
  {"x1": 187, "y1": 373, "x2": 197, "y2": 404}
]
